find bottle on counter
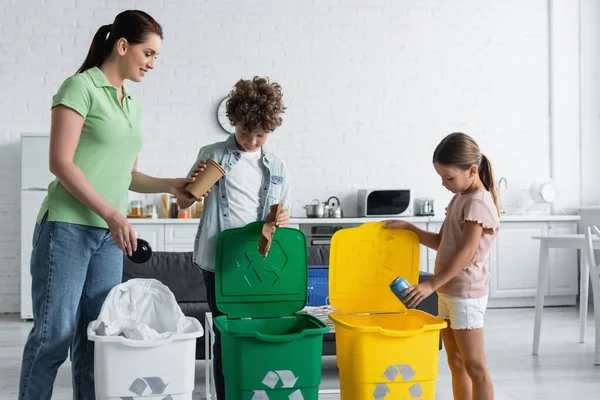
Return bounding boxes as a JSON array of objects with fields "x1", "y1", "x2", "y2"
[
  {"x1": 169, "y1": 196, "x2": 179, "y2": 219},
  {"x1": 161, "y1": 194, "x2": 170, "y2": 218}
]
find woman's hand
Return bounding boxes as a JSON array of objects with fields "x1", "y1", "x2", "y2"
[
  {"x1": 402, "y1": 281, "x2": 435, "y2": 308},
  {"x1": 104, "y1": 210, "x2": 137, "y2": 256},
  {"x1": 276, "y1": 210, "x2": 290, "y2": 227},
  {"x1": 382, "y1": 219, "x2": 411, "y2": 230},
  {"x1": 170, "y1": 160, "x2": 211, "y2": 204}
]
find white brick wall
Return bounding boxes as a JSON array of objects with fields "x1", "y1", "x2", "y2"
[{"x1": 0, "y1": 0, "x2": 555, "y2": 312}]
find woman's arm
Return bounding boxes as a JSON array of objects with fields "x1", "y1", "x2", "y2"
[
  {"x1": 49, "y1": 105, "x2": 136, "y2": 254},
  {"x1": 129, "y1": 158, "x2": 175, "y2": 193},
  {"x1": 383, "y1": 220, "x2": 444, "y2": 251}
]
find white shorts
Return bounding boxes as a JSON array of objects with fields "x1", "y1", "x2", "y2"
[{"x1": 438, "y1": 293, "x2": 488, "y2": 330}]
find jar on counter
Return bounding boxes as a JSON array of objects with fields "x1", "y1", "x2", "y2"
[
  {"x1": 130, "y1": 200, "x2": 143, "y2": 217},
  {"x1": 146, "y1": 204, "x2": 158, "y2": 219},
  {"x1": 178, "y1": 208, "x2": 191, "y2": 219}
]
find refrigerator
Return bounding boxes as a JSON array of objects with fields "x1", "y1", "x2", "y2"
[{"x1": 21, "y1": 134, "x2": 54, "y2": 320}]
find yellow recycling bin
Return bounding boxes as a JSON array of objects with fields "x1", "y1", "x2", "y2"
[{"x1": 328, "y1": 222, "x2": 447, "y2": 400}]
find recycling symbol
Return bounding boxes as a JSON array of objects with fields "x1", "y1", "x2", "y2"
[
  {"x1": 357, "y1": 240, "x2": 395, "y2": 286},
  {"x1": 235, "y1": 242, "x2": 289, "y2": 287},
  {"x1": 251, "y1": 370, "x2": 303, "y2": 400},
  {"x1": 373, "y1": 365, "x2": 422, "y2": 400},
  {"x1": 120, "y1": 376, "x2": 171, "y2": 399}
]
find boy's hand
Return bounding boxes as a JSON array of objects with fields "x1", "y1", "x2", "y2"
[
  {"x1": 383, "y1": 219, "x2": 411, "y2": 229},
  {"x1": 190, "y1": 160, "x2": 207, "y2": 179},
  {"x1": 275, "y1": 210, "x2": 289, "y2": 228}
]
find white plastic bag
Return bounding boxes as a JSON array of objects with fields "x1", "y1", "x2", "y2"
[{"x1": 90, "y1": 278, "x2": 193, "y2": 340}]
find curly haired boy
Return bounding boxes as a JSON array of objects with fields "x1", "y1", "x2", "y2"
[{"x1": 179, "y1": 76, "x2": 290, "y2": 399}]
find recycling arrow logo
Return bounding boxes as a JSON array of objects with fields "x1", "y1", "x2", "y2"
[
  {"x1": 373, "y1": 364, "x2": 423, "y2": 399},
  {"x1": 251, "y1": 370, "x2": 303, "y2": 400},
  {"x1": 120, "y1": 376, "x2": 171, "y2": 399}
]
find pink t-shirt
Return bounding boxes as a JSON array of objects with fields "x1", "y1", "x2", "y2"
[{"x1": 434, "y1": 189, "x2": 499, "y2": 298}]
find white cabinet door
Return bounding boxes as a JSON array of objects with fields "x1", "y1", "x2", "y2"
[
  {"x1": 413, "y1": 222, "x2": 429, "y2": 272},
  {"x1": 490, "y1": 222, "x2": 547, "y2": 299},
  {"x1": 548, "y1": 222, "x2": 578, "y2": 297},
  {"x1": 164, "y1": 224, "x2": 197, "y2": 253},
  {"x1": 132, "y1": 224, "x2": 165, "y2": 252},
  {"x1": 165, "y1": 244, "x2": 195, "y2": 252}
]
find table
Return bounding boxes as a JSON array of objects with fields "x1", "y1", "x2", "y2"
[
  {"x1": 204, "y1": 307, "x2": 340, "y2": 399},
  {"x1": 531, "y1": 234, "x2": 600, "y2": 355}
]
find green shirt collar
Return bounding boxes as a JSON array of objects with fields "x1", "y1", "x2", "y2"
[{"x1": 87, "y1": 67, "x2": 132, "y2": 99}]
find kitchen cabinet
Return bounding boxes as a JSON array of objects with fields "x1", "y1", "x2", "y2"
[
  {"x1": 489, "y1": 222, "x2": 547, "y2": 302},
  {"x1": 133, "y1": 224, "x2": 165, "y2": 252},
  {"x1": 486, "y1": 221, "x2": 578, "y2": 308},
  {"x1": 130, "y1": 222, "x2": 197, "y2": 253}
]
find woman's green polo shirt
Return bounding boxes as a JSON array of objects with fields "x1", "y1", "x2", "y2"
[{"x1": 38, "y1": 67, "x2": 143, "y2": 228}]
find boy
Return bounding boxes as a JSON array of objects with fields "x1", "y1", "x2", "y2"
[{"x1": 178, "y1": 76, "x2": 290, "y2": 399}]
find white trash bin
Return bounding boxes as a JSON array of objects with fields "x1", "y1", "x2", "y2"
[{"x1": 88, "y1": 316, "x2": 203, "y2": 400}]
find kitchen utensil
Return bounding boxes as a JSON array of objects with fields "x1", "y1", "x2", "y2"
[
  {"x1": 305, "y1": 199, "x2": 325, "y2": 218},
  {"x1": 326, "y1": 196, "x2": 343, "y2": 218},
  {"x1": 414, "y1": 197, "x2": 435, "y2": 216}
]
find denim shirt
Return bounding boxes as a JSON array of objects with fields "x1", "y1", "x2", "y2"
[{"x1": 191, "y1": 134, "x2": 291, "y2": 272}]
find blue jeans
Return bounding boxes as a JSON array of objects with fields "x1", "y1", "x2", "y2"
[{"x1": 19, "y1": 212, "x2": 123, "y2": 400}]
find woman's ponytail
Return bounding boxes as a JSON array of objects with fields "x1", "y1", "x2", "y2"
[{"x1": 77, "y1": 24, "x2": 113, "y2": 73}]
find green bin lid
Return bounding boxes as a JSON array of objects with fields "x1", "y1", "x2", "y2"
[{"x1": 215, "y1": 221, "x2": 308, "y2": 319}]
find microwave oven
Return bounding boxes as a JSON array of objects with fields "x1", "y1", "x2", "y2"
[{"x1": 357, "y1": 189, "x2": 412, "y2": 217}]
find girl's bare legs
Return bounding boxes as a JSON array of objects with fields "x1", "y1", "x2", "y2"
[
  {"x1": 441, "y1": 323, "x2": 472, "y2": 400},
  {"x1": 453, "y1": 328, "x2": 494, "y2": 400}
]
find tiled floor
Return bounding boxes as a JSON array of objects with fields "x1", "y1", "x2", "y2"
[{"x1": 1, "y1": 307, "x2": 599, "y2": 399}]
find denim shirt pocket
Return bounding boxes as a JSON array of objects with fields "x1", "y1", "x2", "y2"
[{"x1": 271, "y1": 175, "x2": 284, "y2": 185}]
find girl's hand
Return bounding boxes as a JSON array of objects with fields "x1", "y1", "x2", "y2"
[
  {"x1": 275, "y1": 210, "x2": 290, "y2": 228},
  {"x1": 402, "y1": 281, "x2": 435, "y2": 308},
  {"x1": 383, "y1": 219, "x2": 411, "y2": 229}
]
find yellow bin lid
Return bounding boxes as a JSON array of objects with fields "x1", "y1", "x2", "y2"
[{"x1": 329, "y1": 222, "x2": 420, "y2": 314}]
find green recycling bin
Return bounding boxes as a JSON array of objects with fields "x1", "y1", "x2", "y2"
[{"x1": 213, "y1": 221, "x2": 329, "y2": 400}]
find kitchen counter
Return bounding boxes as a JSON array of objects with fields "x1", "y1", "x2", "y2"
[
  {"x1": 128, "y1": 215, "x2": 581, "y2": 225},
  {"x1": 128, "y1": 218, "x2": 201, "y2": 224},
  {"x1": 290, "y1": 215, "x2": 580, "y2": 224}
]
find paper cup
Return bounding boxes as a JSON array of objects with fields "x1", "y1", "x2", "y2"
[{"x1": 186, "y1": 158, "x2": 226, "y2": 200}]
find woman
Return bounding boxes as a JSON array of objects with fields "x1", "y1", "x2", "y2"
[{"x1": 19, "y1": 10, "x2": 198, "y2": 399}]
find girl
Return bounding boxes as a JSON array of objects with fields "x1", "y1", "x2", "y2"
[
  {"x1": 19, "y1": 10, "x2": 200, "y2": 400},
  {"x1": 384, "y1": 132, "x2": 499, "y2": 400}
]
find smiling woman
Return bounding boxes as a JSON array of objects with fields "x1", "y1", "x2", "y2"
[{"x1": 18, "y1": 10, "x2": 196, "y2": 400}]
